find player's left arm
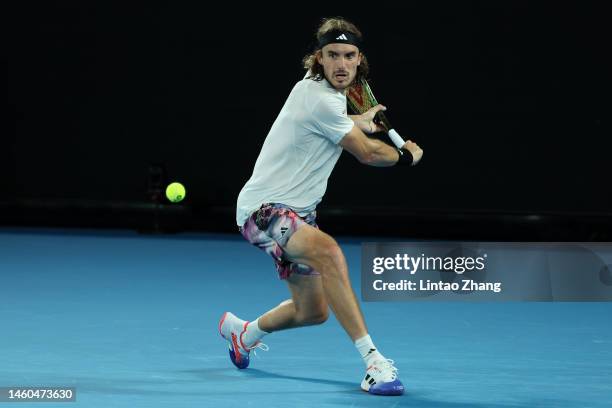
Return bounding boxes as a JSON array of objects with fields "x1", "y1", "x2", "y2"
[
  {"x1": 348, "y1": 105, "x2": 387, "y2": 134},
  {"x1": 345, "y1": 104, "x2": 424, "y2": 166},
  {"x1": 340, "y1": 125, "x2": 400, "y2": 167}
]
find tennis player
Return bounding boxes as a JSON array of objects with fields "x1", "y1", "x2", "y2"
[{"x1": 219, "y1": 17, "x2": 423, "y2": 396}]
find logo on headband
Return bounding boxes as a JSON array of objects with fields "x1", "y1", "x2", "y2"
[{"x1": 318, "y1": 30, "x2": 362, "y2": 49}]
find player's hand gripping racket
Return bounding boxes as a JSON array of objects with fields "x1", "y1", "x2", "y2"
[{"x1": 346, "y1": 78, "x2": 406, "y2": 149}]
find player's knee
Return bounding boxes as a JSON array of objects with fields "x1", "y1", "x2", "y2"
[
  {"x1": 298, "y1": 307, "x2": 329, "y2": 326},
  {"x1": 310, "y1": 307, "x2": 329, "y2": 325}
]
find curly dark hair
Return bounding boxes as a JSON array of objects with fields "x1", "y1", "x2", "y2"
[{"x1": 303, "y1": 17, "x2": 369, "y2": 84}]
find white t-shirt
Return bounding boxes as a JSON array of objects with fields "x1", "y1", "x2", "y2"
[{"x1": 236, "y1": 76, "x2": 355, "y2": 226}]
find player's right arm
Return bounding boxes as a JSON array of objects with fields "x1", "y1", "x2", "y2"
[{"x1": 340, "y1": 126, "x2": 423, "y2": 167}]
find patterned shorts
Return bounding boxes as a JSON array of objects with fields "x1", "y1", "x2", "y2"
[{"x1": 239, "y1": 203, "x2": 319, "y2": 280}]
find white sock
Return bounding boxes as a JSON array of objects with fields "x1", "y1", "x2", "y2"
[
  {"x1": 241, "y1": 318, "x2": 269, "y2": 349},
  {"x1": 355, "y1": 334, "x2": 384, "y2": 366}
]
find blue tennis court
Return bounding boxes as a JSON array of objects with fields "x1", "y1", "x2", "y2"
[{"x1": 1, "y1": 228, "x2": 611, "y2": 407}]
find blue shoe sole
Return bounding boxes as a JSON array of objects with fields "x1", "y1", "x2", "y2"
[
  {"x1": 368, "y1": 379, "x2": 405, "y2": 396},
  {"x1": 229, "y1": 345, "x2": 249, "y2": 369}
]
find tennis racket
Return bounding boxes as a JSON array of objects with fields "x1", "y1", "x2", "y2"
[{"x1": 347, "y1": 78, "x2": 406, "y2": 149}]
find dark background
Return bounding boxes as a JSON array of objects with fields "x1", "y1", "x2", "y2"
[{"x1": 2, "y1": 2, "x2": 610, "y2": 239}]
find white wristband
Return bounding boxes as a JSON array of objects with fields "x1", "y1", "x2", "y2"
[{"x1": 387, "y1": 129, "x2": 405, "y2": 149}]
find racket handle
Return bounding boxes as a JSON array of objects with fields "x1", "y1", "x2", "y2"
[{"x1": 387, "y1": 129, "x2": 406, "y2": 149}]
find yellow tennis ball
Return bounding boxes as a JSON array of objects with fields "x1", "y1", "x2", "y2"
[{"x1": 165, "y1": 182, "x2": 186, "y2": 203}]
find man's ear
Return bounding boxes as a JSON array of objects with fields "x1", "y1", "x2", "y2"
[{"x1": 315, "y1": 50, "x2": 322, "y2": 65}]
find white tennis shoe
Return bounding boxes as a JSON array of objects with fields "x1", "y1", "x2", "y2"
[
  {"x1": 218, "y1": 312, "x2": 267, "y2": 369},
  {"x1": 361, "y1": 358, "x2": 405, "y2": 396}
]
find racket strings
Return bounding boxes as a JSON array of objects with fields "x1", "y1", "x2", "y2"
[
  {"x1": 347, "y1": 84, "x2": 374, "y2": 114},
  {"x1": 347, "y1": 80, "x2": 390, "y2": 131}
]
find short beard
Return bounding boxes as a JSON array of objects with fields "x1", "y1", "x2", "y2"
[{"x1": 324, "y1": 72, "x2": 354, "y2": 91}]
